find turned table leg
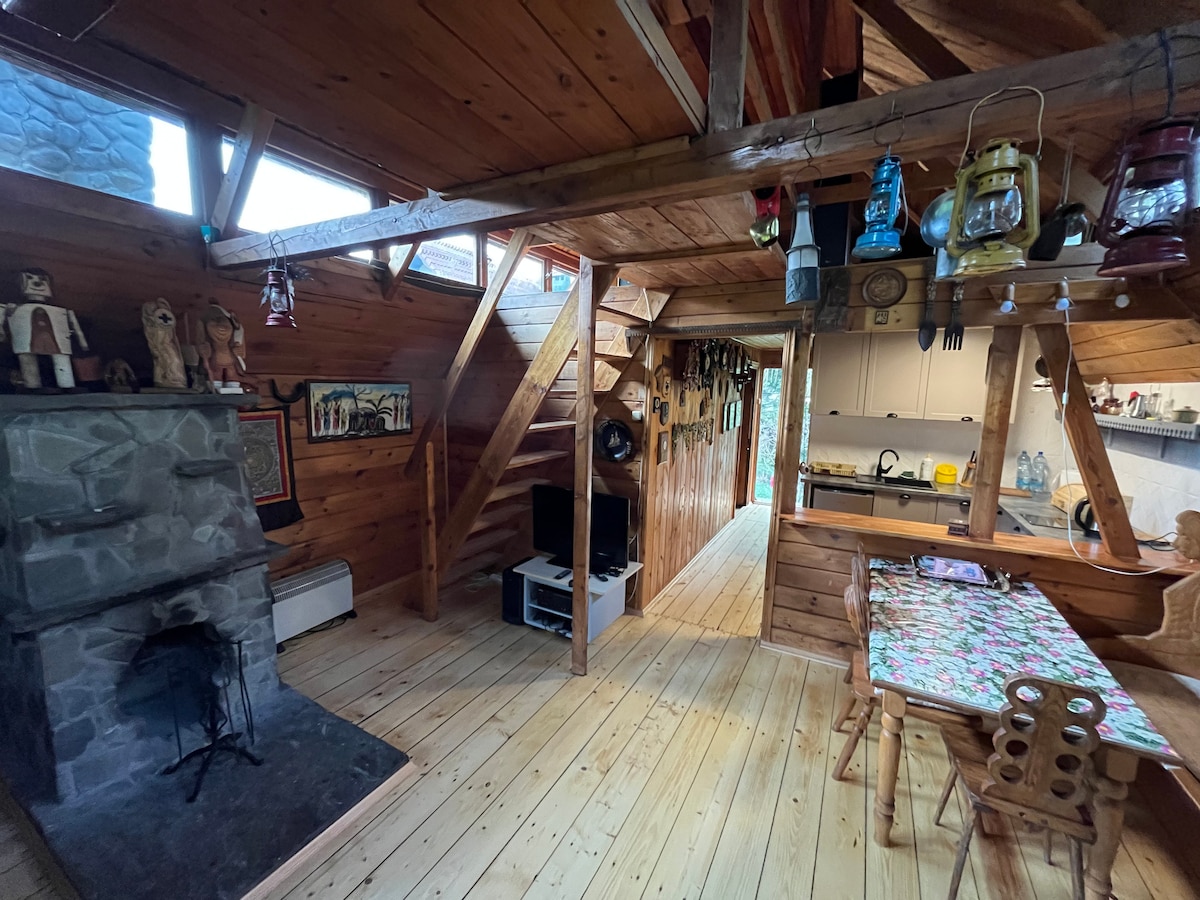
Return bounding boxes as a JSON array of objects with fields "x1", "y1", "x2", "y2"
[
  {"x1": 874, "y1": 690, "x2": 906, "y2": 847},
  {"x1": 1085, "y1": 748, "x2": 1138, "y2": 900}
]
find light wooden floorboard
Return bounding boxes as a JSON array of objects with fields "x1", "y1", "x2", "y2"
[{"x1": 2, "y1": 508, "x2": 1196, "y2": 899}]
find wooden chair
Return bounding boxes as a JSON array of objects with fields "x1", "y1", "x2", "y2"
[
  {"x1": 933, "y1": 674, "x2": 1107, "y2": 900},
  {"x1": 832, "y1": 545, "x2": 976, "y2": 781}
]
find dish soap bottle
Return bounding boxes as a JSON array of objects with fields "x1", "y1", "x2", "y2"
[
  {"x1": 919, "y1": 452, "x2": 934, "y2": 482},
  {"x1": 1030, "y1": 451, "x2": 1051, "y2": 495},
  {"x1": 1016, "y1": 450, "x2": 1032, "y2": 491}
]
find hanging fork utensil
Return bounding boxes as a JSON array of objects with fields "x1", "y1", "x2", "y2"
[{"x1": 943, "y1": 282, "x2": 964, "y2": 351}]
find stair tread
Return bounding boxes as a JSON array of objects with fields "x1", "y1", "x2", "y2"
[
  {"x1": 486, "y1": 478, "x2": 551, "y2": 504},
  {"x1": 468, "y1": 503, "x2": 531, "y2": 535},
  {"x1": 546, "y1": 388, "x2": 605, "y2": 397},
  {"x1": 568, "y1": 350, "x2": 632, "y2": 361},
  {"x1": 459, "y1": 528, "x2": 518, "y2": 558},
  {"x1": 596, "y1": 306, "x2": 649, "y2": 326},
  {"x1": 526, "y1": 420, "x2": 575, "y2": 433},
  {"x1": 507, "y1": 450, "x2": 570, "y2": 469},
  {"x1": 441, "y1": 551, "x2": 502, "y2": 586}
]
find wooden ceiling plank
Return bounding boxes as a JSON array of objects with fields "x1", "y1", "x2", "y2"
[
  {"x1": 852, "y1": 0, "x2": 970, "y2": 80},
  {"x1": 207, "y1": 24, "x2": 1200, "y2": 267},
  {"x1": 707, "y1": 0, "x2": 750, "y2": 131},
  {"x1": 616, "y1": 0, "x2": 707, "y2": 131},
  {"x1": 749, "y1": 2, "x2": 790, "y2": 119},
  {"x1": 521, "y1": 0, "x2": 696, "y2": 141},
  {"x1": 762, "y1": 0, "x2": 803, "y2": 116},
  {"x1": 611, "y1": 206, "x2": 701, "y2": 251},
  {"x1": 599, "y1": 241, "x2": 758, "y2": 266},
  {"x1": 654, "y1": 199, "x2": 738, "y2": 246},
  {"x1": 420, "y1": 0, "x2": 640, "y2": 153}
]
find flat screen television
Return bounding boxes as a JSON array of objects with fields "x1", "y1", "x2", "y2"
[{"x1": 530, "y1": 484, "x2": 629, "y2": 571}]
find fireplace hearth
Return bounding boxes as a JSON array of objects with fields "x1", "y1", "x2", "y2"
[{"x1": 0, "y1": 393, "x2": 408, "y2": 900}]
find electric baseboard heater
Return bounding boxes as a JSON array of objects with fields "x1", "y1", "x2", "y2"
[{"x1": 270, "y1": 559, "x2": 354, "y2": 646}]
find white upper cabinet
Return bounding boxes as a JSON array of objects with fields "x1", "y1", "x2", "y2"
[
  {"x1": 924, "y1": 328, "x2": 991, "y2": 422},
  {"x1": 810, "y1": 332, "x2": 868, "y2": 417},
  {"x1": 864, "y1": 331, "x2": 931, "y2": 419}
]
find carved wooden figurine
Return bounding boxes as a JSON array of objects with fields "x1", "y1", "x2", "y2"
[
  {"x1": 141, "y1": 298, "x2": 189, "y2": 390},
  {"x1": 0, "y1": 268, "x2": 89, "y2": 390},
  {"x1": 196, "y1": 303, "x2": 252, "y2": 394}
]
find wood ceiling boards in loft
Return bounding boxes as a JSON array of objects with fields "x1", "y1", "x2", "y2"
[{"x1": 89, "y1": 0, "x2": 696, "y2": 191}]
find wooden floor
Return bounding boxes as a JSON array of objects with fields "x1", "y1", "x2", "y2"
[{"x1": 4, "y1": 503, "x2": 1199, "y2": 899}]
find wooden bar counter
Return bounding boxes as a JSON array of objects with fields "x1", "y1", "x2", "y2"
[{"x1": 763, "y1": 508, "x2": 1195, "y2": 662}]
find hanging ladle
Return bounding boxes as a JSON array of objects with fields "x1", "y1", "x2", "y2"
[{"x1": 1029, "y1": 139, "x2": 1087, "y2": 261}]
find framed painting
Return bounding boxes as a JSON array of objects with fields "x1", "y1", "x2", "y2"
[
  {"x1": 238, "y1": 408, "x2": 303, "y2": 531},
  {"x1": 307, "y1": 382, "x2": 412, "y2": 442}
]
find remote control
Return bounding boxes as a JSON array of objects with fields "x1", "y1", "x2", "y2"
[{"x1": 554, "y1": 568, "x2": 571, "y2": 579}]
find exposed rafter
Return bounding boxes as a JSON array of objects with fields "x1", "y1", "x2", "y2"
[
  {"x1": 209, "y1": 104, "x2": 274, "y2": 238},
  {"x1": 206, "y1": 23, "x2": 1200, "y2": 268},
  {"x1": 707, "y1": 0, "x2": 749, "y2": 132}
]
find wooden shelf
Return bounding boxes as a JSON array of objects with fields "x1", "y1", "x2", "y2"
[
  {"x1": 485, "y1": 478, "x2": 551, "y2": 505},
  {"x1": 506, "y1": 450, "x2": 570, "y2": 470}
]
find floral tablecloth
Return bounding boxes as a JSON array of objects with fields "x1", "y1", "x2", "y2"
[{"x1": 867, "y1": 558, "x2": 1178, "y2": 763}]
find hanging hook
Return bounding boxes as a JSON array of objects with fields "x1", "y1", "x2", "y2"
[
  {"x1": 872, "y1": 100, "x2": 906, "y2": 152},
  {"x1": 801, "y1": 118, "x2": 822, "y2": 160},
  {"x1": 959, "y1": 85, "x2": 1045, "y2": 169}
]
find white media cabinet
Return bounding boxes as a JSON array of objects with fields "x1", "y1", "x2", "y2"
[{"x1": 513, "y1": 554, "x2": 643, "y2": 643}]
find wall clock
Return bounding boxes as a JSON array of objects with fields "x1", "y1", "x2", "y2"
[{"x1": 862, "y1": 268, "x2": 907, "y2": 308}]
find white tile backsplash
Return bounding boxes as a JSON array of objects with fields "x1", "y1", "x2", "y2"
[{"x1": 808, "y1": 414, "x2": 982, "y2": 480}]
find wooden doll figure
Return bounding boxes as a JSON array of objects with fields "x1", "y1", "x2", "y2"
[
  {"x1": 197, "y1": 303, "x2": 253, "y2": 393},
  {"x1": 0, "y1": 268, "x2": 89, "y2": 390},
  {"x1": 141, "y1": 298, "x2": 188, "y2": 390}
]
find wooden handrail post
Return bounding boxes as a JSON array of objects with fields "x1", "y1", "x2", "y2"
[
  {"x1": 418, "y1": 441, "x2": 438, "y2": 622},
  {"x1": 969, "y1": 325, "x2": 1022, "y2": 539}
]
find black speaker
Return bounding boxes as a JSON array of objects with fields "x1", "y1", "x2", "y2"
[{"x1": 502, "y1": 559, "x2": 531, "y2": 626}]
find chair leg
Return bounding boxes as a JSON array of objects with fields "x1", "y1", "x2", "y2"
[
  {"x1": 948, "y1": 807, "x2": 980, "y2": 900},
  {"x1": 1043, "y1": 828, "x2": 1053, "y2": 865},
  {"x1": 933, "y1": 767, "x2": 958, "y2": 826},
  {"x1": 832, "y1": 692, "x2": 859, "y2": 733},
  {"x1": 832, "y1": 696, "x2": 876, "y2": 781},
  {"x1": 1069, "y1": 838, "x2": 1084, "y2": 900}
]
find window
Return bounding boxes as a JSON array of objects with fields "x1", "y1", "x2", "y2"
[
  {"x1": 487, "y1": 240, "x2": 547, "y2": 295},
  {"x1": 0, "y1": 54, "x2": 192, "y2": 214},
  {"x1": 550, "y1": 266, "x2": 576, "y2": 292},
  {"x1": 409, "y1": 234, "x2": 478, "y2": 284},
  {"x1": 221, "y1": 140, "x2": 371, "y2": 259}
]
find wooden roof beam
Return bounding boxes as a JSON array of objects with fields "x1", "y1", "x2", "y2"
[
  {"x1": 206, "y1": 22, "x2": 1200, "y2": 268},
  {"x1": 616, "y1": 0, "x2": 706, "y2": 132},
  {"x1": 209, "y1": 103, "x2": 274, "y2": 238}
]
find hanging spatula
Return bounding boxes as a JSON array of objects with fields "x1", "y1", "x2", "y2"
[
  {"x1": 1030, "y1": 139, "x2": 1086, "y2": 262},
  {"x1": 917, "y1": 259, "x2": 937, "y2": 351}
]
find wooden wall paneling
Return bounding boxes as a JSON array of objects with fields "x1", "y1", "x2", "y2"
[{"x1": 0, "y1": 189, "x2": 470, "y2": 604}]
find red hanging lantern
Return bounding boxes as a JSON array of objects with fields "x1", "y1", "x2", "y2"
[{"x1": 1097, "y1": 119, "x2": 1199, "y2": 278}]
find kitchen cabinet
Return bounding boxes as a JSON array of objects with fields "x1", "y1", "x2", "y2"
[
  {"x1": 924, "y1": 328, "x2": 991, "y2": 422},
  {"x1": 872, "y1": 491, "x2": 937, "y2": 523},
  {"x1": 935, "y1": 496, "x2": 972, "y2": 525},
  {"x1": 864, "y1": 332, "x2": 931, "y2": 419},
  {"x1": 810, "y1": 332, "x2": 868, "y2": 416}
]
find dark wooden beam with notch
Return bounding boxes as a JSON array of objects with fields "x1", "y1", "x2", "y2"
[{"x1": 707, "y1": 0, "x2": 750, "y2": 132}]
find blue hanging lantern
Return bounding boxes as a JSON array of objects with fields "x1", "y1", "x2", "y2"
[{"x1": 852, "y1": 154, "x2": 904, "y2": 259}]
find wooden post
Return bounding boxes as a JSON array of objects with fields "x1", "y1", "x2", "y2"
[
  {"x1": 761, "y1": 324, "x2": 812, "y2": 640},
  {"x1": 186, "y1": 117, "x2": 224, "y2": 225},
  {"x1": 1035, "y1": 324, "x2": 1141, "y2": 561},
  {"x1": 383, "y1": 241, "x2": 421, "y2": 303},
  {"x1": 209, "y1": 103, "x2": 275, "y2": 237},
  {"x1": 573, "y1": 260, "x2": 610, "y2": 675},
  {"x1": 968, "y1": 325, "x2": 1022, "y2": 539},
  {"x1": 707, "y1": 0, "x2": 750, "y2": 133},
  {"x1": 418, "y1": 441, "x2": 438, "y2": 622},
  {"x1": 404, "y1": 228, "x2": 535, "y2": 478}
]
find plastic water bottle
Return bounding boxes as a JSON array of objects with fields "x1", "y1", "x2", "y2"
[
  {"x1": 1030, "y1": 451, "x2": 1051, "y2": 495},
  {"x1": 1016, "y1": 450, "x2": 1032, "y2": 491}
]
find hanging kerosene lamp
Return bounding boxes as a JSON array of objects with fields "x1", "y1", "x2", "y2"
[
  {"x1": 260, "y1": 234, "x2": 309, "y2": 328},
  {"x1": 853, "y1": 154, "x2": 905, "y2": 259},
  {"x1": 946, "y1": 87, "x2": 1043, "y2": 277},
  {"x1": 1097, "y1": 38, "x2": 1198, "y2": 277},
  {"x1": 750, "y1": 186, "x2": 782, "y2": 249}
]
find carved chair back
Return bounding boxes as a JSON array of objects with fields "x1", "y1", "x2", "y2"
[
  {"x1": 982, "y1": 674, "x2": 1107, "y2": 825},
  {"x1": 846, "y1": 544, "x2": 871, "y2": 652}
]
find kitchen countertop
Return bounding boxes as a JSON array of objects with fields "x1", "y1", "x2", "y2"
[{"x1": 800, "y1": 471, "x2": 1098, "y2": 542}]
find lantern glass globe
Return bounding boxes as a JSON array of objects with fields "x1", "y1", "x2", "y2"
[
  {"x1": 964, "y1": 187, "x2": 1022, "y2": 241},
  {"x1": 1114, "y1": 179, "x2": 1187, "y2": 234}
]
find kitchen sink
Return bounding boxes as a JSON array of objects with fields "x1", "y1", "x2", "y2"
[{"x1": 855, "y1": 475, "x2": 935, "y2": 489}]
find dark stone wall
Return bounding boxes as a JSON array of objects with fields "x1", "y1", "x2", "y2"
[
  {"x1": 0, "y1": 57, "x2": 154, "y2": 202},
  {"x1": 0, "y1": 565, "x2": 280, "y2": 804}
]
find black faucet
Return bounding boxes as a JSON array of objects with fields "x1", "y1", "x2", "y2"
[{"x1": 875, "y1": 448, "x2": 899, "y2": 481}]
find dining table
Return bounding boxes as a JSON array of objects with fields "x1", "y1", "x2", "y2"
[{"x1": 866, "y1": 557, "x2": 1179, "y2": 900}]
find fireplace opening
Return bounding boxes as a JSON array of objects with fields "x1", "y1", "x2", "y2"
[{"x1": 115, "y1": 622, "x2": 262, "y2": 801}]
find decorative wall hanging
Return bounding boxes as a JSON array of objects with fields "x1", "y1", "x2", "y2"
[
  {"x1": 861, "y1": 268, "x2": 908, "y2": 308},
  {"x1": 657, "y1": 431, "x2": 669, "y2": 465},
  {"x1": 307, "y1": 381, "x2": 412, "y2": 442},
  {"x1": 238, "y1": 408, "x2": 303, "y2": 532},
  {"x1": 594, "y1": 419, "x2": 636, "y2": 462},
  {"x1": 658, "y1": 400, "x2": 670, "y2": 425}
]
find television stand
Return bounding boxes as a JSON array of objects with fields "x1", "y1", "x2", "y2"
[{"x1": 513, "y1": 554, "x2": 643, "y2": 643}]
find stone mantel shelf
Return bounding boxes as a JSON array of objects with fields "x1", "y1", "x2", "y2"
[
  {"x1": 0, "y1": 393, "x2": 261, "y2": 413},
  {"x1": 2, "y1": 540, "x2": 287, "y2": 635}
]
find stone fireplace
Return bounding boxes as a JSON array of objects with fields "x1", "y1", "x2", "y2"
[{"x1": 0, "y1": 393, "x2": 407, "y2": 900}]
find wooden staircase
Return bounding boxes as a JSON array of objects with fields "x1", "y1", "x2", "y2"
[{"x1": 436, "y1": 279, "x2": 665, "y2": 585}]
